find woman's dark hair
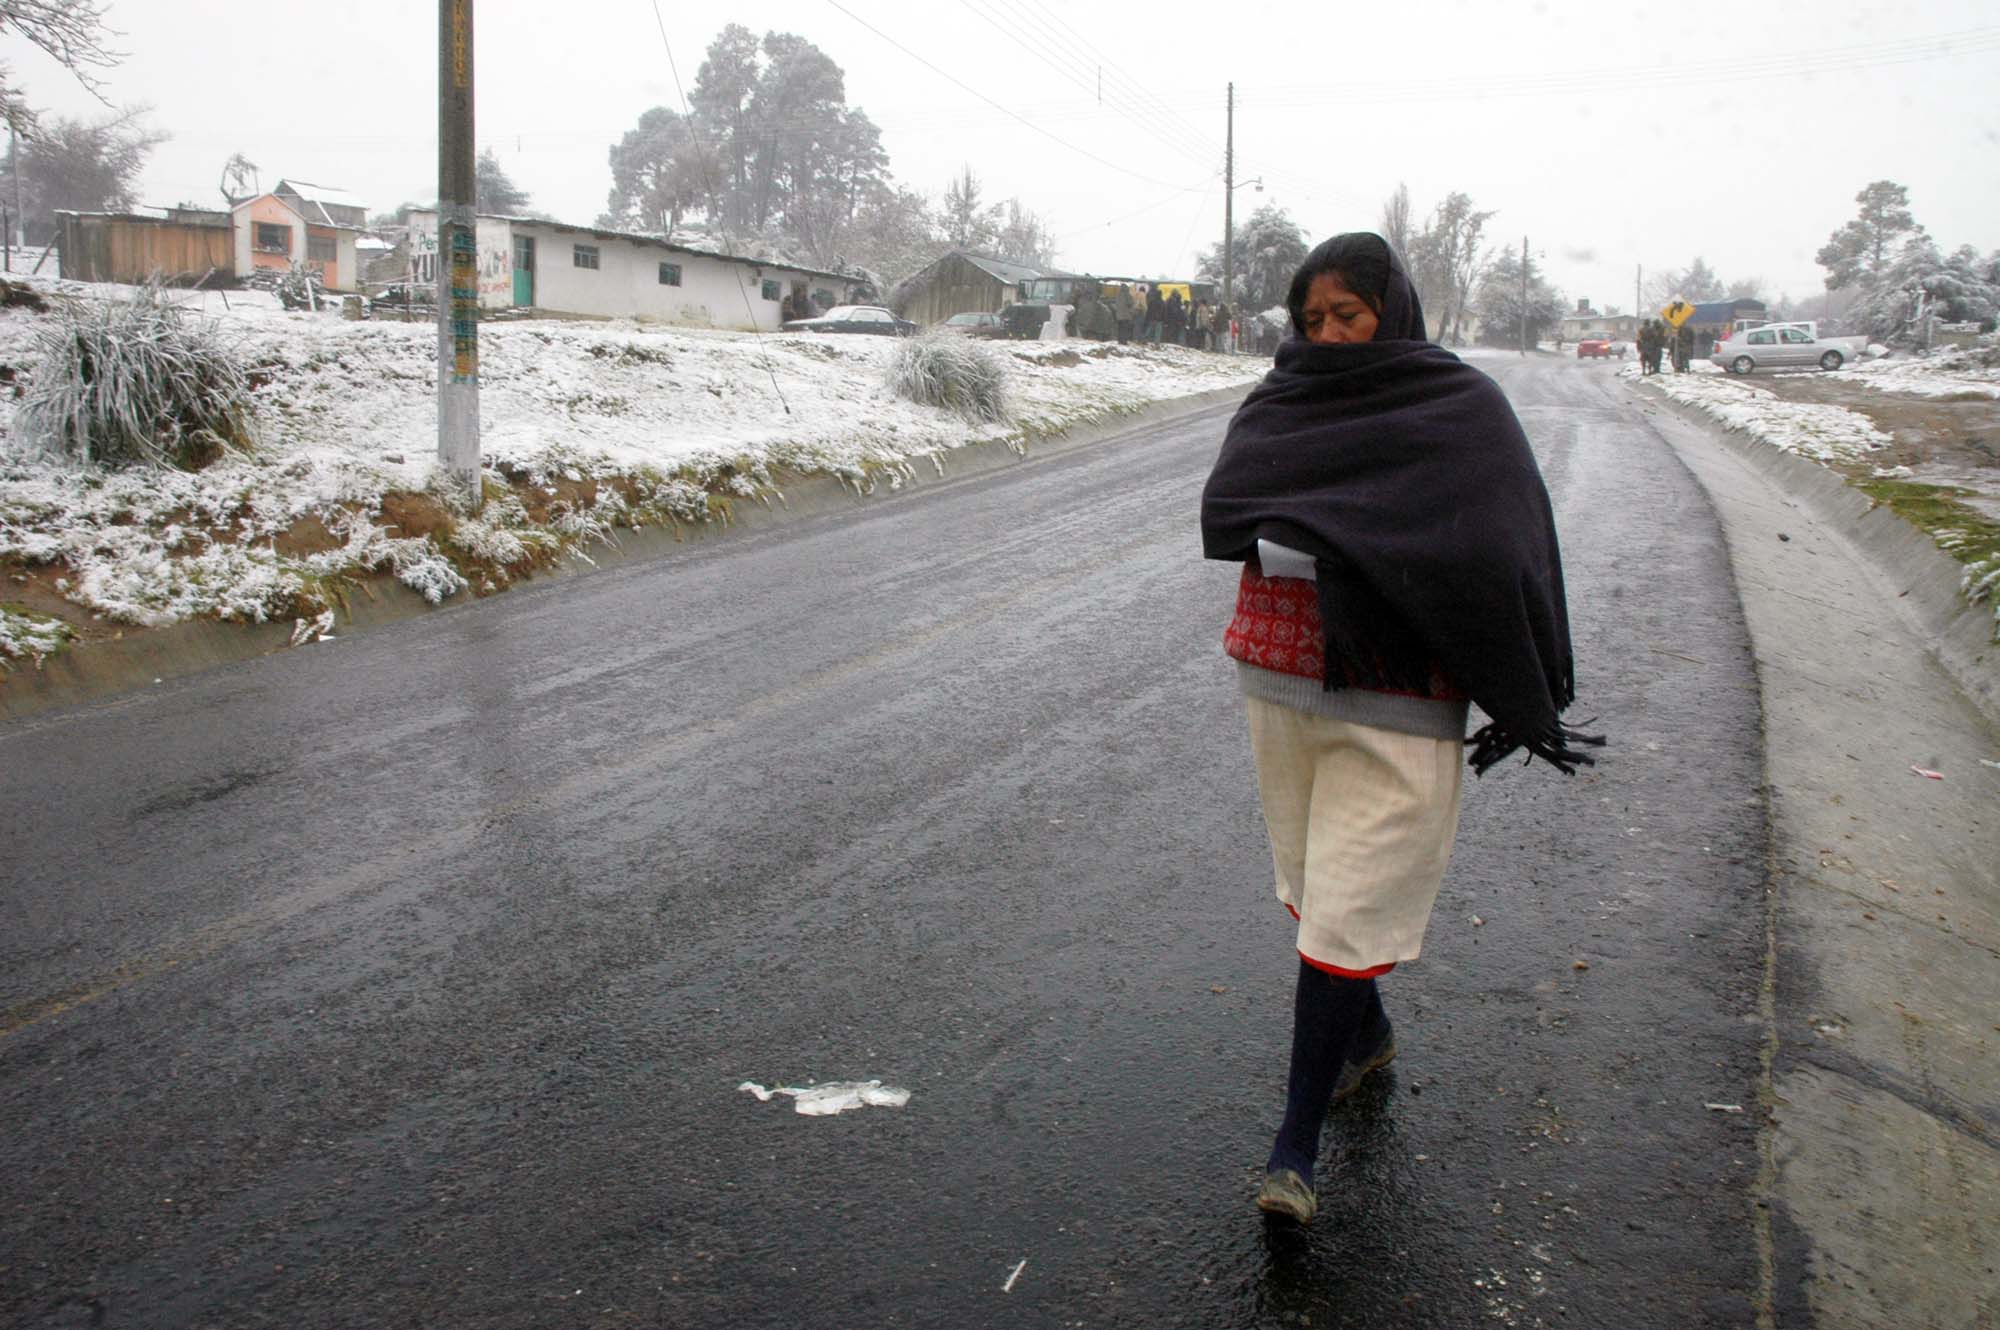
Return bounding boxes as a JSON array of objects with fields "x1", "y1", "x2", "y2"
[{"x1": 1286, "y1": 232, "x2": 1419, "y2": 340}]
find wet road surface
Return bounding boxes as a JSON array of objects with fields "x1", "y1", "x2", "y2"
[{"x1": 2, "y1": 353, "x2": 1772, "y2": 1328}]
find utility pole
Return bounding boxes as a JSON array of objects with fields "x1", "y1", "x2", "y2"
[
  {"x1": 1519, "y1": 234, "x2": 1529, "y2": 356},
  {"x1": 1223, "y1": 82, "x2": 1234, "y2": 311},
  {"x1": 437, "y1": 0, "x2": 481, "y2": 510}
]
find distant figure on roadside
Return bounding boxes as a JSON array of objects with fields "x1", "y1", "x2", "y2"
[
  {"x1": 1637, "y1": 321, "x2": 1660, "y2": 375},
  {"x1": 1165, "y1": 291, "x2": 1187, "y2": 346},
  {"x1": 1200, "y1": 230, "x2": 1601, "y2": 1228},
  {"x1": 1673, "y1": 322, "x2": 1694, "y2": 373},
  {"x1": 1213, "y1": 301, "x2": 1233, "y2": 353},
  {"x1": 1114, "y1": 284, "x2": 1137, "y2": 344},
  {"x1": 1146, "y1": 287, "x2": 1166, "y2": 343},
  {"x1": 1193, "y1": 298, "x2": 1213, "y2": 350}
]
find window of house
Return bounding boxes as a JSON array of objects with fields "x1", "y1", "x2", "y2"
[
  {"x1": 573, "y1": 244, "x2": 599, "y2": 270},
  {"x1": 761, "y1": 279, "x2": 781, "y2": 302},
  {"x1": 306, "y1": 234, "x2": 336, "y2": 263},
  {"x1": 658, "y1": 262, "x2": 682, "y2": 286},
  {"x1": 254, "y1": 222, "x2": 290, "y2": 254},
  {"x1": 812, "y1": 288, "x2": 833, "y2": 309}
]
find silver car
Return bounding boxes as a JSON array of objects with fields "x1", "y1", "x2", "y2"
[{"x1": 1711, "y1": 324, "x2": 1863, "y2": 373}]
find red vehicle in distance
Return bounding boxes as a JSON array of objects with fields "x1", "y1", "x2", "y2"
[{"x1": 1575, "y1": 333, "x2": 1626, "y2": 359}]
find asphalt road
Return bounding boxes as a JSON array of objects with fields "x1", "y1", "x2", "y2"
[{"x1": 2, "y1": 353, "x2": 1773, "y2": 1329}]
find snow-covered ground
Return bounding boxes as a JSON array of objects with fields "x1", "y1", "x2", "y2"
[
  {"x1": 0, "y1": 277, "x2": 1264, "y2": 663},
  {"x1": 1825, "y1": 344, "x2": 2000, "y2": 400},
  {"x1": 1620, "y1": 359, "x2": 1892, "y2": 462}
]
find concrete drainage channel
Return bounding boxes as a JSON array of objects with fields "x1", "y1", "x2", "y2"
[
  {"x1": 1641, "y1": 388, "x2": 1999, "y2": 729},
  {"x1": 0, "y1": 384, "x2": 1253, "y2": 723}
]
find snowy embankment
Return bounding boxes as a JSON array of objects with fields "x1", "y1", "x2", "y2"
[
  {"x1": 1623, "y1": 354, "x2": 2000, "y2": 633},
  {"x1": 0, "y1": 280, "x2": 1264, "y2": 666},
  {"x1": 1621, "y1": 360, "x2": 1891, "y2": 463},
  {"x1": 1825, "y1": 344, "x2": 2000, "y2": 401}
]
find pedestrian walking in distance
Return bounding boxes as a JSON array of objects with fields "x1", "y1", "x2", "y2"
[{"x1": 1200, "y1": 232, "x2": 1603, "y2": 1225}]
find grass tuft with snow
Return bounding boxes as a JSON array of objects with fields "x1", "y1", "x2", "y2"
[
  {"x1": 885, "y1": 333, "x2": 1010, "y2": 422},
  {"x1": 17, "y1": 284, "x2": 256, "y2": 471}
]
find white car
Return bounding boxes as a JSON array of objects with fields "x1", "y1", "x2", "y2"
[{"x1": 1711, "y1": 323, "x2": 1867, "y2": 374}]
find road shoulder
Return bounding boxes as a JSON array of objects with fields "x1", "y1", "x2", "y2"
[{"x1": 1640, "y1": 393, "x2": 2000, "y2": 1330}]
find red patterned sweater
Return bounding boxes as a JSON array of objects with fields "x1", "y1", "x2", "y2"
[{"x1": 1224, "y1": 564, "x2": 1466, "y2": 700}]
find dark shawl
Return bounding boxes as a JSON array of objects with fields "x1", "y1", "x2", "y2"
[{"x1": 1200, "y1": 235, "x2": 1602, "y2": 775}]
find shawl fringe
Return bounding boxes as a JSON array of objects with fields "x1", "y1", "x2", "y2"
[{"x1": 1468, "y1": 718, "x2": 1607, "y2": 776}]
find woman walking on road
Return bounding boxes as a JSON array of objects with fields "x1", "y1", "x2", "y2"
[{"x1": 1200, "y1": 232, "x2": 1602, "y2": 1224}]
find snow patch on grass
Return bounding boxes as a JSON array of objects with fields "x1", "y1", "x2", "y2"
[
  {"x1": 1624, "y1": 362, "x2": 1890, "y2": 462},
  {"x1": 0, "y1": 604, "x2": 72, "y2": 668},
  {"x1": 1825, "y1": 344, "x2": 2000, "y2": 400}
]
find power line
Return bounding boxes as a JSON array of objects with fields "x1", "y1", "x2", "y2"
[
  {"x1": 647, "y1": 0, "x2": 788, "y2": 414},
  {"x1": 1238, "y1": 25, "x2": 2000, "y2": 109},
  {"x1": 1052, "y1": 173, "x2": 1217, "y2": 242},
  {"x1": 821, "y1": 0, "x2": 1194, "y2": 191},
  {"x1": 1006, "y1": 0, "x2": 1224, "y2": 161},
  {"x1": 957, "y1": 0, "x2": 1218, "y2": 168}
]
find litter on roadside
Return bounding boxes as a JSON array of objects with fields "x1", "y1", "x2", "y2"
[
  {"x1": 1704, "y1": 1103, "x2": 1745, "y2": 1114},
  {"x1": 738, "y1": 1079, "x2": 912, "y2": 1116},
  {"x1": 1980, "y1": 759, "x2": 2000, "y2": 771},
  {"x1": 1909, "y1": 766, "x2": 1945, "y2": 780},
  {"x1": 1003, "y1": 1258, "x2": 1028, "y2": 1293}
]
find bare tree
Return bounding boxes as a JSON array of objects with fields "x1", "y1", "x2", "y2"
[
  {"x1": 1410, "y1": 192, "x2": 1494, "y2": 344},
  {"x1": 218, "y1": 150, "x2": 257, "y2": 205},
  {"x1": 940, "y1": 165, "x2": 993, "y2": 250},
  {"x1": 0, "y1": 1, "x2": 121, "y2": 136},
  {"x1": 1379, "y1": 182, "x2": 1414, "y2": 263},
  {"x1": 2, "y1": 105, "x2": 164, "y2": 241}
]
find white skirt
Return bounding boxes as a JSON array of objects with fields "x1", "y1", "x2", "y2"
[{"x1": 1244, "y1": 695, "x2": 1466, "y2": 974}]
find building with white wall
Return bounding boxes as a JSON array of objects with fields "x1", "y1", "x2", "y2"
[{"x1": 406, "y1": 211, "x2": 864, "y2": 331}]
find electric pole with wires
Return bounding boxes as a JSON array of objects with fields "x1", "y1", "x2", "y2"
[{"x1": 437, "y1": 0, "x2": 481, "y2": 510}]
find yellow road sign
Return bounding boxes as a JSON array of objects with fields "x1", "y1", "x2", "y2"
[{"x1": 1661, "y1": 299, "x2": 1696, "y2": 329}]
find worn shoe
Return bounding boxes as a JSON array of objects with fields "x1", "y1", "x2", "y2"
[
  {"x1": 1256, "y1": 1167, "x2": 1317, "y2": 1224},
  {"x1": 1331, "y1": 1020, "x2": 1397, "y2": 1103}
]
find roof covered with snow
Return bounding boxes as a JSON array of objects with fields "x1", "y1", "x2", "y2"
[
  {"x1": 412, "y1": 209, "x2": 864, "y2": 284},
  {"x1": 950, "y1": 252, "x2": 1044, "y2": 285}
]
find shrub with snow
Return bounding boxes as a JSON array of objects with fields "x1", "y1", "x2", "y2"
[
  {"x1": 885, "y1": 333, "x2": 1010, "y2": 423},
  {"x1": 15, "y1": 285, "x2": 257, "y2": 471}
]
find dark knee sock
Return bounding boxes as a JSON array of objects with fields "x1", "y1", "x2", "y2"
[{"x1": 1267, "y1": 960, "x2": 1374, "y2": 1183}]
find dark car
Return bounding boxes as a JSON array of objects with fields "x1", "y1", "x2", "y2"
[
  {"x1": 934, "y1": 311, "x2": 1006, "y2": 338},
  {"x1": 369, "y1": 282, "x2": 435, "y2": 311},
  {"x1": 781, "y1": 304, "x2": 916, "y2": 336}
]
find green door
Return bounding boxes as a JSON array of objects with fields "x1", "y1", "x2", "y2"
[{"x1": 512, "y1": 235, "x2": 535, "y2": 307}]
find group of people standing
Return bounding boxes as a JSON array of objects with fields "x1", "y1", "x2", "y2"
[
  {"x1": 1111, "y1": 283, "x2": 1236, "y2": 352},
  {"x1": 1637, "y1": 318, "x2": 1694, "y2": 375}
]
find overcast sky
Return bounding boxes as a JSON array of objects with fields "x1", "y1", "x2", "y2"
[{"x1": 4, "y1": 1, "x2": 1996, "y2": 310}]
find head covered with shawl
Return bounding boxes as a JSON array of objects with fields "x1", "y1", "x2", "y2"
[{"x1": 1201, "y1": 232, "x2": 1602, "y2": 773}]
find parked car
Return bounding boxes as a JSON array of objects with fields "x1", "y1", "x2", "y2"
[
  {"x1": 1711, "y1": 322, "x2": 1868, "y2": 374},
  {"x1": 934, "y1": 311, "x2": 1006, "y2": 338},
  {"x1": 369, "y1": 282, "x2": 435, "y2": 311},
  {"x1": 781, "y1": 304, "x2": 916, "y2": 336},
  {"x1": 1575, "y1": 334, "x2": 1625, "y2": 359}
]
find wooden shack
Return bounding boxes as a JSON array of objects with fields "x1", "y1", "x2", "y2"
[
  {"x1": 57, "y1": 211, "x2": 234, "y2": 285},
  {"x1": 891, "y1": 250, "x2": 1043, "y2": 325}
]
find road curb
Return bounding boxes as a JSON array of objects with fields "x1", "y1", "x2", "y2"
[
  {"x1": 1638, "y1": 385, "x2": 1999, "y2": 728},
  {"x1": 0, "y1": 381, "x2": 1254, "y2": 722}
]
